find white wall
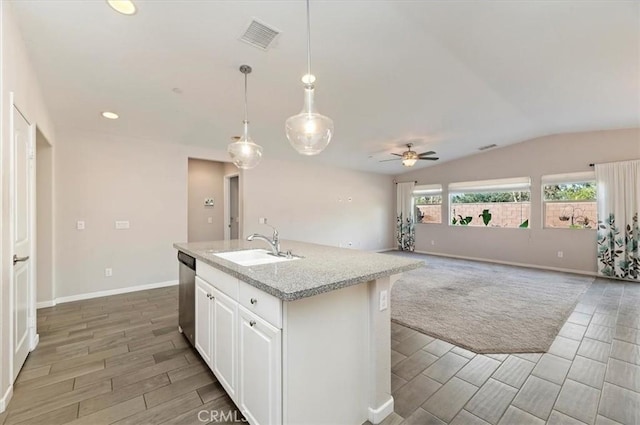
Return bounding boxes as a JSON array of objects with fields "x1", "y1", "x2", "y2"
[
  {"x1": 53, "y1": 134, "x2": 394, "y2": 301},
  {"x1": 397, "y1": 128, "x2": 640, "y2": 273},
  {"x1": 243, "y1": 159, "x2": 396, "y2": 251},
  {"x1": 188, "y1": 158, "x2": 225, "y2": 242},
  {"x1": 0, "y1": 0, "x2": 57, "y2": 409},
  {"x1": 53, "y1": 132, "x2": 227, "y2": 299}
]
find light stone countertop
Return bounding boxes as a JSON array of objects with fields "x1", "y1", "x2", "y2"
[{"x1": 174, "y1": 240, "x2": 423, "y2": 301}]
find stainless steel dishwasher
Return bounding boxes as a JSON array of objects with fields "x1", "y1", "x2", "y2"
[{"x1": 178, "y1": 251, "x2": 196, "y2": 346}]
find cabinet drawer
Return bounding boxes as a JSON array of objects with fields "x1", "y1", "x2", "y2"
[
  {"x1": 238, "y1": 281, "x2": 282, "y2": 329},
  {"x1": 196, "y1": 260, "x2": 238, "y2": 299}
]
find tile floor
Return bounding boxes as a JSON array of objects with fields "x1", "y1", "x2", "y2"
[{"x1": 385, "y1": 278, "x2": 640, "y2": 425}]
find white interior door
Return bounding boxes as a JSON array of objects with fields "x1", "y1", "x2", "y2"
[{"x1": 12, "y1": 105, "x2": 33, "y2": 382}]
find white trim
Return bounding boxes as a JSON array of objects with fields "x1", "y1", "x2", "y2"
[
  {"x1": 36, "y1": 300, "x2": 56, "y2": 309},
  {"x1": 368, "y1": 396, "x2": 394, "y2": 424},
  {"x1": 37, "y1": 280, "x2": 178, "y2": 308},
  {"x1": 449, "y1": 176, "x2": 531, "y2": 193},
  {"x1": 30, "y1": 333, "x2": 39, "y2": 351},
  {"x1": 412, "y1": 250, "x2": 597, "y2": 277},
  {"x1": 541, "y1": 171, "x2": 595, "y2": 185},
  {"x1": 0, "y1": 384, "x2": 13, "y2": 413},
  {"x1": 223, "y1": 172, "x2": 239, "y2": 241},
  {"x1": 374, "y1": 247, "x2": 396, "y2": 253},
  {"x1": 413, "y1": 184, "x2": 442, "y2": 195}
]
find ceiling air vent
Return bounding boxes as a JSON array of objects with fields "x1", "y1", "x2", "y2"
[
  {"x1": 478, "y1": 144, "x2": 498, "y2": 151},
  {"x1": 240, "y1": 19, "x2": 281, "y2": 50}
]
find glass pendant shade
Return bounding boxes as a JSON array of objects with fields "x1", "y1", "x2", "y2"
[
  {"x1": 402, "y1": 151, "x2": 418, "y2": 167},
  {"x1": 228, "y1": 121, "x2": 263, "y2": 170},
  {"x1": 286, "y1": 84, "x2": 334, "y2": 156},
  {"x1": 227, "y1": 65, "x2": 263, "y2": 170}
]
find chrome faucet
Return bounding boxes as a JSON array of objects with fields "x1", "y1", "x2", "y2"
[{"x1": 247, "y1": 222, "x2": 280, "y2": 256}]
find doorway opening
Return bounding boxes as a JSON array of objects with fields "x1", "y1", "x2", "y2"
[
  {"x1": 224, "y1": 174, "x2": 240, "y2": 240},
  {"x1": 36, "y1": 128, "x2": 54, "y2": 309},
  {"x1": 187, "y1": 159, "x2": 235, "y2": 242}
]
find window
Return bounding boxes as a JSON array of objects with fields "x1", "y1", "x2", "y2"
[
  {"x1": 448, "y1": 177, "x2": 531, "y2": 228},
  {"x1": 413, "y1": 184, "x2": 442, "y2": 223},
  {"x1": 542, "y1": 172, "x2": 596, "y2": 229}
]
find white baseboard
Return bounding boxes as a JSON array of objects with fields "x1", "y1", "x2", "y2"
[
  {"x1": 36, "y1": 280, "x2": 178, "y2": 309},
  {"x1": 368, "y1": 396, "x2": 394, "y2": 424},
  {"x1": 36, "y1": 300, "x2": 56, "y2": 309},
  {"x1": 412, "y1": 250, "x2": 597, "y2": 277},
  {"x1": 0, "y1": 384, "x2": 13, "y2": 413},
  {"x1": 30, "y1": 333, "x2": 39, "y2": 351},
  {"x1": 374, "y1": 247, "x2": 396, "y2": 253}
]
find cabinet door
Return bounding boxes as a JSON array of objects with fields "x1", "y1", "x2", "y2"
[
  {"x1": 238, "y1": 306, "x2": 282, "y2": 425},
  {"x1": 195, "y1": 277, "x2": 213, "y2": 366},
  {"x1": 212, "y1": 287, "x2": 237, "y2": 399}
]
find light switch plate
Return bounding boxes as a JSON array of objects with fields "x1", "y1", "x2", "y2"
[
  {"x1": 77, "y1": 220, "x2": 85, "y2": 230},
  {"x1": 115, "y1": 221, "x2": 130, "y2": 230},
  {"x1": 204, "y1": 198, "x2": 215, "y2": 206}
]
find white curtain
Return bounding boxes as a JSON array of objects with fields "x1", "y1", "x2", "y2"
[
  {"x1": 396, "y1": 182, "x2": 415, "y2": 251},
  {"x1": 595, "y1": 160, "x2": 640, "y2": 281}
]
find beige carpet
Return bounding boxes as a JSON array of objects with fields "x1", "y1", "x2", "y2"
[{"x1": 388, "y1": 252, "x2": 594, "y2": 353}]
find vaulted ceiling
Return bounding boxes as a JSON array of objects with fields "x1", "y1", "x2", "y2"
[{"x1": 11, "y1": 1, "x2": 639, "y2": 174}]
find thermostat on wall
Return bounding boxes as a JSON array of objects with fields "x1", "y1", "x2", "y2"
[{"x1": 204, "y1": 198, "x2": 215, "y2": 206}]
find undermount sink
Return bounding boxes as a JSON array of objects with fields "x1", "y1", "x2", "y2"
[{"x1": 213, "y1": 249, "x2": 300, "y2": 267}]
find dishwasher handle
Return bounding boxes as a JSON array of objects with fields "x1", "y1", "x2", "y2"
[{"x1": 177, "y1": 251, "x2": 196, "y2": 271}]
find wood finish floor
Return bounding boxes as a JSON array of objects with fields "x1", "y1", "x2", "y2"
[
  {"x1": 1, "y1": 277, "x2": 639, "y2": 425},
  {"x1": 0, "y1": 286, "x2": 242, "y2": 425}
]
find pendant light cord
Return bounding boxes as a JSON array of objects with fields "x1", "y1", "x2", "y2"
[
  {"x1": 306, "y1": 0, "x2": 311, "y2": 78},
  {"x1": 244, "y1": 71, "x2": 249, "y2": 122}
]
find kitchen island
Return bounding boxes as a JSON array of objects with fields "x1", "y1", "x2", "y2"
[{"x1": 174, "y1": 240, "x2": 422, "y2": 425}]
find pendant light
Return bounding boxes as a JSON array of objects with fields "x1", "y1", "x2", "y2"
[
  {"x1": 285, "y1": 0, "x2": 334, "y2": 156},
  {"x1": 228, "y1": 65, "x2": 263, "y2": 169}
]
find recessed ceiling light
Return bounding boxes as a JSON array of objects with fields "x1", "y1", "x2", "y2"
[
  {"x1": 106, "y1": 0, "x2": 136, "y2": 15},
  {"x1": 102, "y1": 111, "x2": 119, "y2": 120}
]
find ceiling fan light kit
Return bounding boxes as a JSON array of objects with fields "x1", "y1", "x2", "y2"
[
  {"x1": 380, "y1": 143, "x2": 439, "y2": 167},
  {"x1": 285, "y1": 0, "x2": 334, "y2": 156},
  {"x1": 227, "y1": 65, "x2": 263, "y2": 170}
]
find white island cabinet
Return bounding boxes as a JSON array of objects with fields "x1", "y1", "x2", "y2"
[
  {"x1": 196, "y1": 265, "x2": 281, "y2": 425},
  {"x1": 176, "y1": 240, "x2": 422, "y2": 425}
]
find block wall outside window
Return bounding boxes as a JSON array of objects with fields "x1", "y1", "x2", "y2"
[
  {"x1": 542, "y1": 172, "x2": 597, "y2": 230},
  {"x1": 413, "y1": 184, "x2": 442, "y2": 224},
  {"x1": 450, "y1": 202, "x2": 531, "y2": 228}
]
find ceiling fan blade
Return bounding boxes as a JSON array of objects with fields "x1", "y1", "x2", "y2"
[
  {"x1": 417, "y1": 151, "x2": 436, "y2": 157},
  {"x1": 418, "y1": 157, "x2": 439, "y2": 161},
  {"x1": 390, "y1": 153, "x2": 403, "y2": 157},
  {"x1": 379, "y1": 158, "x2": 402, "y2": 162}
]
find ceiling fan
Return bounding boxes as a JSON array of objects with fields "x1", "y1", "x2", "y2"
[{"x1": 379, "y1": 143, "x2": 439, "y2": 167}]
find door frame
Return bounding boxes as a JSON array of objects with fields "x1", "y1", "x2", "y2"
[
  {"x1": 223, "y1": 173, "x2": 240, "y2": 240},
  {"x1": 8, "y1": 93, "x2": 38, "y2": 384}
]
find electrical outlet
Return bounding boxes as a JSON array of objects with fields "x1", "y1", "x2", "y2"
[
  {"x1": 105, "y1": 268, "x2": 113, "y2": 277},
  {"x1": 77, "y1": 220, "x2": 85, "y2": 230},
  {"x1": 431, "y1": 240, "x2": 435, "y2": 246},
  {"x1": 379, "y1": 290, "x2": 388, "y2": 311},
  {"x1": 348, "y1": 196, "x2": 353, "y2": 202},
  {"x1": 557, "y1": 251, "x2": 564, "y2": 258},
  {"x1": 204, "y1": 198, "x2": 215, "y2": 206}
]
